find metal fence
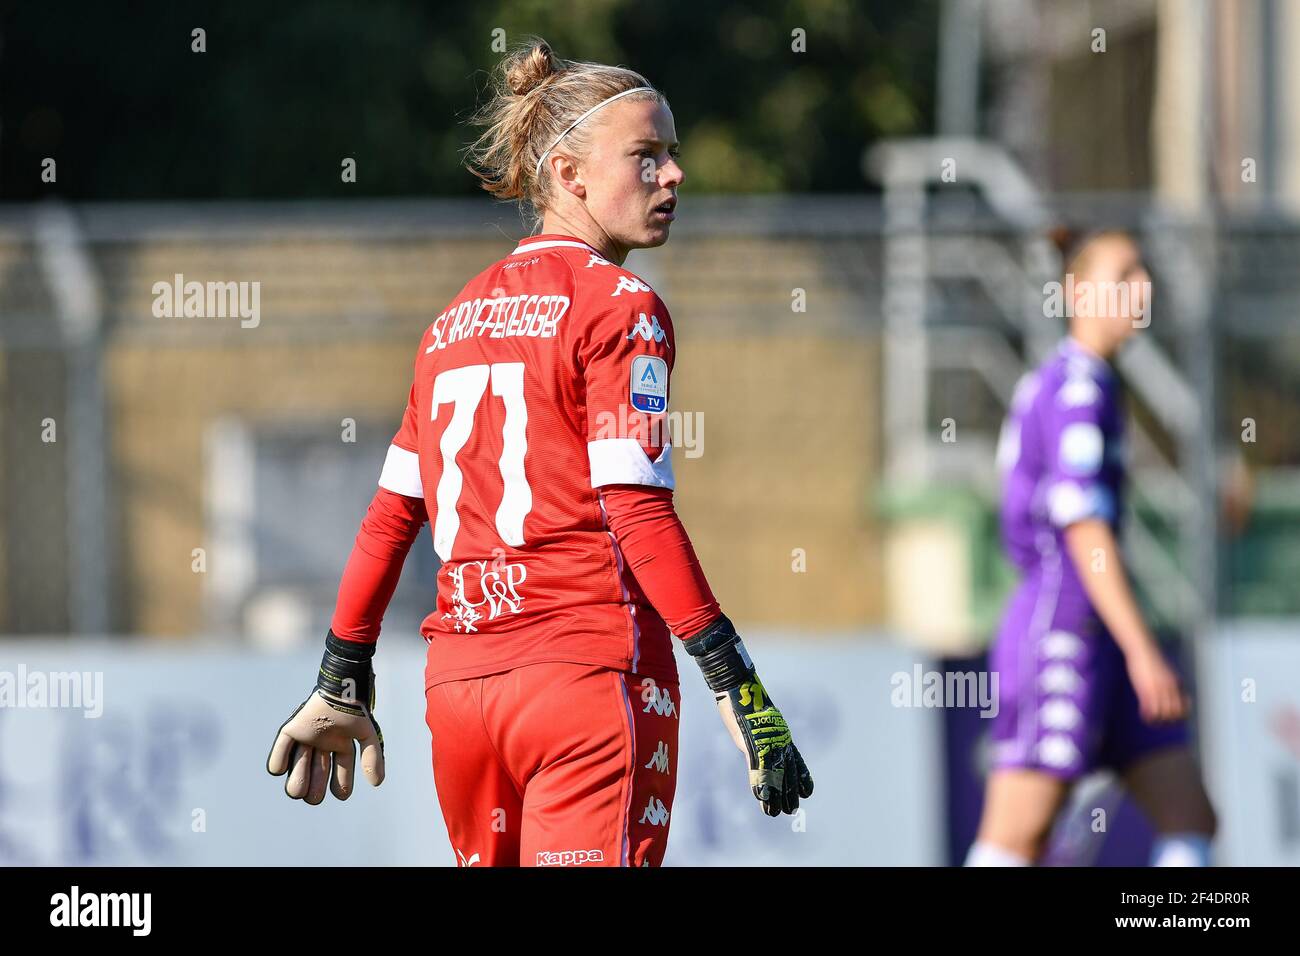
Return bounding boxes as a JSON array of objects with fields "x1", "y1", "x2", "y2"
[{"x1": 0, "y1": 189, "x2": 1296, "y2": 642}]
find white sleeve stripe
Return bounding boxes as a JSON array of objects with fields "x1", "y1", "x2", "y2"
[
  {"x1": 1047, "y1": 481, "x2": 1114, "y2": 527},
  {"x1": 588, "y1": 438, "x2": 675, "y2": 490},
  {"x1": 378, "y1": 444, "x2": 424, "y2": 498}
]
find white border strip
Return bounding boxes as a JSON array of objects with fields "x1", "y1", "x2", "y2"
[
  {"x1": 378, "y1": 443, "x2": 424, "y2": 498},
  {"x1": 511, "y1": 238, "x2": 599, "y2": 256}
]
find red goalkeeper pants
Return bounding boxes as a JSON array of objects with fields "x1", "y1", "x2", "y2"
[{"x1": 424, "y1": 661, "x2": 680, "y2": 867}]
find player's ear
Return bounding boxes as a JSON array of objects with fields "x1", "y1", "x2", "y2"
[{"x1": 552, "y1": 155, "x2": 586, "y2": 199}]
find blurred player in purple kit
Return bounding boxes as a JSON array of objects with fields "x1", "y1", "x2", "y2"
[{"x1": 966, "y1": 231, "x2": 1217, "y2": 867}]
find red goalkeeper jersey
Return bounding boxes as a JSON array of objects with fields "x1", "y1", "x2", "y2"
[{"x1": 379, "y1": 235, "x2": 681, "y2": 689}]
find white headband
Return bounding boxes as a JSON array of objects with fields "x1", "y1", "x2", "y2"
[{"x1": 534, "y1": 86, "x2": 657, "y2": 179}]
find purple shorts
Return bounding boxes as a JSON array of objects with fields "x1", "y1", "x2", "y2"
[{"x1": 989, "y1": 570, "x2": 1188, "y2": 779}]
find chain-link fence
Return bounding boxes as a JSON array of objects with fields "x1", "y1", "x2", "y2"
[{"x1": 0, "y1": 194, "x2": 1296, "y2": 641}]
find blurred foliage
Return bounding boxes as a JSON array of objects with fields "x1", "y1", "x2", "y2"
[{"x1": 0, "y1": 0, "x2": 937, "y2": 199}]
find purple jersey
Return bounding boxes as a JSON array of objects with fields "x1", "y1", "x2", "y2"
[
  {"x1": 996, "y1": 338, "x2": 1125, "y2": 588},
  {"x1": 988, "y1": 338, "x2": 1187, "y2": 778}
]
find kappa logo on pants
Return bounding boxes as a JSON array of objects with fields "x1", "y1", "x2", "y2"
[
  {"x1": 644, "y1": 740, "x2": 671, "y2": 774},
  {"x1": 536, "y1": 849, "x2": 605, "y2": 866},
  {"x1": 639, "y1": 796, "x2": 670, "y2": 827},
  {"x1": 640, "y1": 681, "x2": 678, "y2": 718}
]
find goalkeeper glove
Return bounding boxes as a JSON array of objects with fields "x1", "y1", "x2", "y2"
[
  {"x1": 683, "y1": 614, "x2": 814, "y2": 816},
  {"x1": 266, "y1": 631, "x2": 385, "y2": 805}
]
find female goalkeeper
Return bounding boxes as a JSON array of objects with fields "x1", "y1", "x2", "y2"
[{"x1": 266, "y1": 38, "x2": 812, "y2": 867}]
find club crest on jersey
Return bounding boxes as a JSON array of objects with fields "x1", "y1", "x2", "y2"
[
  {"x1": 628, "y1": 312, "x2": 668, "y2": 345},
  {"x1": 442, "y1": 559, "x2": 526, "y2": 633},
  {"x1": 630, "y1": 355, "x2": 668, "y2": 413},
  {"x1": 612, "y1": 275, "x2": 653, "y2": 296}
]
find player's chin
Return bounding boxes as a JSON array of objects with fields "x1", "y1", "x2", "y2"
[{"x1": 640, "y1": 220, "x2": 672, "y2": 247}]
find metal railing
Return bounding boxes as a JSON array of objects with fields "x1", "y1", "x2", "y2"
[{"x1": 867, "y1": 138, "x2": 1216, "y2": 633}]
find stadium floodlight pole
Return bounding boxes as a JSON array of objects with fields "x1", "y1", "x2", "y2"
[
  {"x1": 866, "y1": 138, "x2": 1056, "y2": 482},
  {"x1": 1191, "y1": 0, "x2": 1222, "y2": 630},
  {"x1": 936, "y1": 0, "x2": 983, "y2": 139},
  {"x1": 880, "y1": 172, "x2": 929, "y2": 484},
  {"x1": 34, "y1": 201, "x2": 110, "y2": 635},
  {"x1": 1148, "y1": 0, "x2": 1220, "y2": 632}
]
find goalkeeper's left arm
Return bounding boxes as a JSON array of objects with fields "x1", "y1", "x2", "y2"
[{"x1": 600, "y1": 485, "x2": 814, "y2": 817}]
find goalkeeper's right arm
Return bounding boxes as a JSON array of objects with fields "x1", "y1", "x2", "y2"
[{"x1": 266, "y1": 486, "x2": 427, "y2": 805}]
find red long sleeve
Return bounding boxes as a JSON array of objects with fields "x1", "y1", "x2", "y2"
[
  {"x1": 330, "y1": 487, "x2": 429, "y2": 645},
  {"x1": 599, "y1": 484, "x2": 721, "y2": 639}
]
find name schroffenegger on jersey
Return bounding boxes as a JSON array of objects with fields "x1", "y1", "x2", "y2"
[{"x1": 426, "y1": 292, "x2": 572, "y2": 351}]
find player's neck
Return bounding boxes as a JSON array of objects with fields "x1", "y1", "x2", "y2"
[
  {"x1": 537, "y1": 212, "x2": 628, "y2": 266},
  {"x1": 1066, "y1": 327, "x2": 1116, "y2": 362}
]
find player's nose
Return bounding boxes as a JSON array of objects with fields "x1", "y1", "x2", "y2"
[{"x1": 660, "y1": 156, "x2": 684, "y2": 188}]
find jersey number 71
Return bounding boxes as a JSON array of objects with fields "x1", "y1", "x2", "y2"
[{"x1": 431, "y1": 363, "x2": 531, "y2": 561}]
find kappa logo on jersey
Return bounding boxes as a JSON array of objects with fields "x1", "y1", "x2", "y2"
[
  {"x1": 1058, "y1": 375, "x2": 1102, "y2": 408},
  {"x1": 586, "y1": 253, "x2": 612, "y2": 268},
  {"x1": 443, "y1": 559, "x2": 527, "y2": 633},
  {"x1": 627, "y1": 312, "x2": 668, "y2": 344},
  {"x1": 536, "y1": 849, "x2": 605, "y2": 866},
  {"x1": 644, "y1": 740, "x2": 671, "y2": 773},
  {"x1": 612, "y1": 275, "x2": 654, "y2": 296},
  {"x1": 640, "y1": 681, "x2": 678, "y2": 718},
  {"x1": 630, "y1": 355, "x2": 669, "y2": 414},
  {"x1": 1009, "y1": 371, "x2": 1041, "y2": 413},
  {"x1": 456, "y1": 849, "x2": 480, "y2": 867},
  {"x1": 639, "y1": 796, "x2": 670, "y2": 826},
  {"x1": 1059, "y1": 422, "x2": 1104, "y2": 476}
]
